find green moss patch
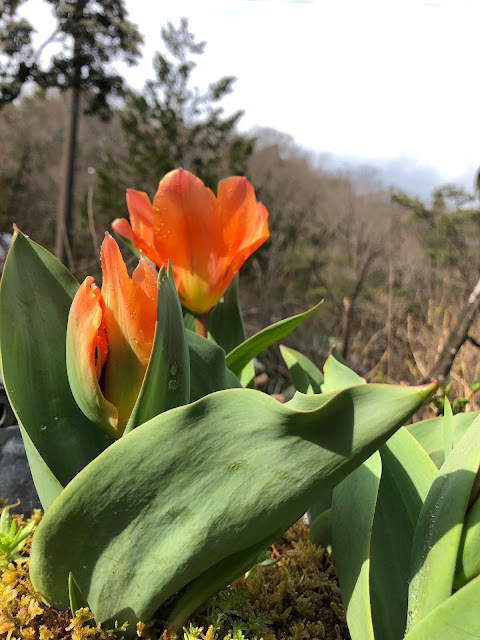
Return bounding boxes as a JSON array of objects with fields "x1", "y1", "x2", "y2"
[{"x1": 0, "y1": 515, "x2": 349, "y2": 640}]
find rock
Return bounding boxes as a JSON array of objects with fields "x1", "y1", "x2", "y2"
[{"x1": 0, "y1": 385, "x2": 41, "y2": 513}]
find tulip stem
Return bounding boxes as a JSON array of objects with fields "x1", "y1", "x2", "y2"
[{"x1": 195, "y1": 313, "x2": 209, "y2": 338}]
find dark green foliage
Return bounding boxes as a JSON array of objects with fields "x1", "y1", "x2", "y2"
[
  {"x1": 0, "y1": 0, "x2": 142, "y2": 117},
  {"x1": 96, "y1": 18, "x2": 254, "y2": 222}
]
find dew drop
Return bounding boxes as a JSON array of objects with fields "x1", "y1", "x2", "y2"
[
  {"x1": 40, "y1": 425, "x2": 47, "y2": 431},
  {"x1": 168, "y1": 380, "x2": 178, "y2": 391},
  {"x1": 170, "y1": 363, "x2": 177, "y2": 376}
]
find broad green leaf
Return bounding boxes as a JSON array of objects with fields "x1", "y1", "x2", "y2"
[
  {"x1": 125, "y1": 265, "x2": 190, "y2": 434},
  {"x1": 404, "y1": 575, "x2": 480, "y2": 639},
  {"x1": 310, "y1": 356, "x2": 365, "y2": 547},
  {"x1": 332, "y1": 452, "x2": 381, "y2": 640},
  {"x1": 208, "y1": 275, "x2": 246, "y2": 354},
  {"x1": 208, "y1": 276, "x2": 255, "y2": 387},
  {"x1": 369, "y1": 428, "x2": 437, "y2": 640},
  {"x1": 279, "y1": 345, "x2": 323, "y2": 394},
  {"x1": 0, "y1": 230, "x2": 112, "y2": 509},
  {"x1": 30, "y1": 382, "x2": 435, "y2": 634},
  {"x1": 285, "y1": 389, "x2": 336, "y2": 411},
  {"x1": 187, "y1": 330, "x2": 242, "y2": 402},
  {"x1": 407, "y1": 411, "x2": 479, "y2": 468},
  {"x1": 443, "y1": 397, "x2": 454, "y2": 459},
  {"x1": 454, "y1": 493, "x2": 480, "y2": 588},
  {"x1": 407, "y1": 415, "x2": 480, "y2": 632},
  {"x1": 225, "y1": 301, "x2": 323, "y2": 378},
  {"x1": 322, "y1": 354, "x2": 365, "y2": 392},
  {"x1": 308, "y1": 491, "x2": 332, "y2": 523},
  {"x1": 309, "y1": 507, "x2": 332, "y2": 550},
  {"x1": 239, "y1": 363, "x2": 256, "y2": 389}
]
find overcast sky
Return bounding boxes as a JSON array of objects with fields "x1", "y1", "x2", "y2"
[{"x1": 24, "y1": 0, "x2": 480, "y2": 197}]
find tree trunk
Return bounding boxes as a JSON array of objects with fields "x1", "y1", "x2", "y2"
[
  {"x1": 55, "y1": 41, "x2": 81, "y2": 268},
  {"x1": 341, "y1": 252, "x2": 377, "y2": 360},
  {"x1": 425, "y1": 277, "x2": 480, "y2": 383}
]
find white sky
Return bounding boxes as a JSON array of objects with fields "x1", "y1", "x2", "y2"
[{"x1": 23, "y1": 0, "x2": 480, "y2": 194}]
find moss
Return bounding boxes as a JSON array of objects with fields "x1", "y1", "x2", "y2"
[{"x1": 0, "y1": 518, "x2": 349, "y2": 640}]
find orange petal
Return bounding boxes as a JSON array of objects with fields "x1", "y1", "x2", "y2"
[
  {"x1": 126, "y1": 190, "x2": 164, "y2": 264},
  {"x1": 222, "y1": 201, "x2": 270, "y2": 286},
  {"x1": 151, "y1": 168, "x2": 227, "y2": 313},
  {"x1": 132, "y1": 258, "x2": 158, "y2": 302},
  {"x1": 100, "y1": 233, "x2": 157, "y2": 433},
  {"x1": 66, "y1": 276, "x2": 119, "y2": 437},
  {"x1": 188, "y1": 178, "x2": 269, "y2": 312},
  {"x1": 218, "y1": 177, "x2": 270, "y2": 257},
  {"x1": 111, "y1": 218, "x2": 134, "y2": 242}
]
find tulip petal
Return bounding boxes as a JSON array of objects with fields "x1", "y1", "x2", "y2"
[
  {"x1": 218, "y1": 177, "x2": 269, "y2": 277},
  {"x1": 115, "y1": 190, "x2": 164, "y2": 266},
  {"x1": 66, "y1": 276, "x2": 119, "y2": 437},
  {"x1": 132, "y1": 258, "x2": 158, "y2": 302},
  {"x1": 100, "y1": 234, "x2": 157, "y2": 433},
  {"x1": 116, "y1": 169, "x2": 270, "y2": 316},
  {"x1": 152, "y1": 169, "x2": 227, "y2": 314}
]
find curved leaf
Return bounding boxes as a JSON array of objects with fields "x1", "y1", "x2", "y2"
[
  {"x1": 187, "y1": 331, "x2": 242, "y2": 402},
  {"x1": 332, "y1": 452, "x2": 381, "y2": 640},
  {"x1": 279, "y1": 345, "x2": 323, "y2": 394},
  {"x1": 309, "y1": 356, "x2": 366, "y2": 537},
  {"x1": 407, "y1": 415, "x2": 480, "y2": 632},
  {"x1": 369, "y1": 428, "x2": 437, "y2": 640},
  {"x1": 322, "y1": 354, "x2": 365, "y2": 392},
  {"x1": 404, "y1": 575, "x2": 480, "y2": 639},
  {"x1": 454, "y1": 493, "x2": 480, "y2": 588},
  {"x1": 309, "y1": 507, "x2": 332, "y2": 550},
  {"x1": 125, "y1": 265, "x2": 190, "y2": 434},
  {"x1": 225, "y1": 301, "x2": 323, "y2": 378},
  {"x1": 30, "y1": 382, "x2": 435, "y2": 633},
  {"x1": 208, "y1": 275, "x2": 246, "y2": 355},
  {"x1": 407, "y1": 411, "x2": 479, "y2": 467},
  {"x1": 0, "y1": 230, "x2": 112, "y2": 509}
]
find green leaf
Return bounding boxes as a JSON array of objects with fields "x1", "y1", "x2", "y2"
[
  {"x1": 407, "y1": 415, "x2": 480, "y2": 632},
  {"x1": 30, "y1": 382, "x2": 435, "y2": 634},
  {"x1": 332, "y1": 452, "x2": 381, "y2": 640},
  {"x1": 225, "y1": 301, "x2": 323, "y2": 378},
  {"x1": 279, "y1": 345, "x2": 323, "y2": 394},
  {"x1": 309, "y1": 355, "x2": 365, "y2": 546},
  {"x1": 331, "y1": 345, "x2": 347, "y2": 364},
  {"x1": 187, "y1": 331, "x2": 242, "y2": 402},
  {"x1": 368, "y1": 428, "x2": 437, "y2": 640},
  {"x1": 443, "y1": 397, "x2": 454, "y2": 459},
  {"x1": 322, "y1": 354, "x2": 365, "y2": 393},
  {"x1": 454, "y1": 493, "x2": 480, "y2": 588},
  {"x1": 125, "y1": 265, "x2": 190, "y2": 434},
  {"x1": 208, "y1": 275, "x2": 246, "y2": 354},
  {"x1": 404, "y1": 575, "x2": 480, "y2": 639},
  {"x1": 407, "y1": 410, "x2": 479, "y2": 468},
  {"x1": 0, "y1": 230, "x2": 112, "y2": 509},
  {"x1": 309, "y1": 507, "x2": 332, "y2": 550},
  {"x1": 69, "y1": 572, "x2": 90, "y2": 617}
]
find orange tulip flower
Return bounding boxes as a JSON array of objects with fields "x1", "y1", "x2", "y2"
[
  {"x1": 66, "y1": 233, "x2": 157, "y2": 438},
  {"x1": 112, "y1": 168, "x2": 269, "y2": 317}
]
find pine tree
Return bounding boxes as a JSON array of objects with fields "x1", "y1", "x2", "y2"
[
  {"x1": 0, "y1": 0, "x2": 143, "y2": 264},
  {"x1": 96, "y1": 18, "x2": 254, "y2": 225}
]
